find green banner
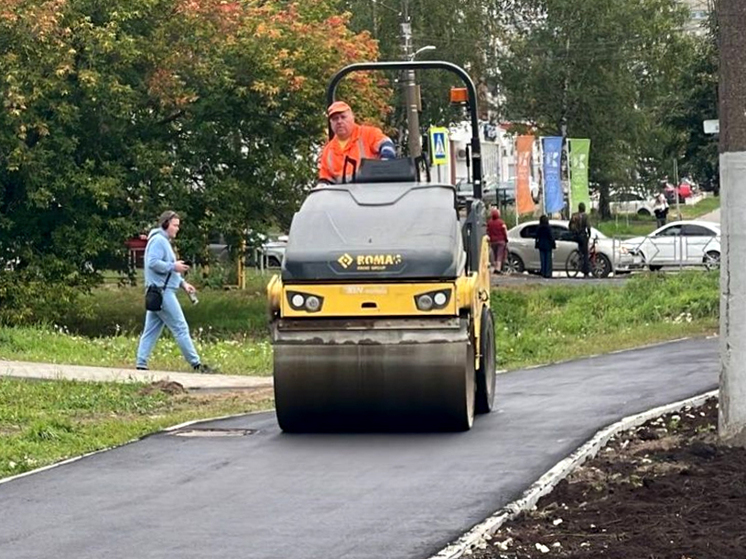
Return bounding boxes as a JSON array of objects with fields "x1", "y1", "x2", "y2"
[{"x1": 568, "y1": 139, "x2": 591, "y2": 213}]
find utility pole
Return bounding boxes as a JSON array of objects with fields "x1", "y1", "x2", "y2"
[
  {"x1": 372, "y1": 0, "x2": 378, "y2": 40},
  {"x1": 560, "y1": 37, "x2": 570, "y2": 217},
  {"x1": 401, "y1": 0, "x2": 421, "y2": 157},
  {"x1": 718, "y1": 0, "x2": 746, "y2": 446}
]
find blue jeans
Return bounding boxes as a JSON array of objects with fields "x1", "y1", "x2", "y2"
[
  {"x1": 540, "y1": 250, "x2": 553, "y2": 278},
  {"x1": 136, "y1": 288, "x2": 200, "y2": 369}
]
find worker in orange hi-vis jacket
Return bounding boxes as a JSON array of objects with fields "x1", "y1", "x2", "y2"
[{"x1": 318, "y1": 101, "x2": 396, "y2": 184}]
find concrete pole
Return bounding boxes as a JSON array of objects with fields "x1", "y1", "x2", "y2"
[{"x1": 718, "y1": 0, "x2": 746, "y2": 446}]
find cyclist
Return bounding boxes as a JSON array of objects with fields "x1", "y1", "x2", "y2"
[{"x1": 569, "y1": 202, "x2": 591, "y2": 278}]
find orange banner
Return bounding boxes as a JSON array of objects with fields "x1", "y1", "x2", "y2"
[{"x1": 516, "y1": 135, "x2": 535, "y2": 215}]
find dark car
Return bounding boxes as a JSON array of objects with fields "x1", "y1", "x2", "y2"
[
  {"x1": 495, "y1": 180, "x2": 516, "y2": 205},
  {"x1": 455, "y1": 179, "x2": 498, "y2": 206}
]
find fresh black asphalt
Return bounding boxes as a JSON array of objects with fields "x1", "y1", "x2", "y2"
[{"x1": 0, "y1": 338, "x2": 718, "y2": 559}]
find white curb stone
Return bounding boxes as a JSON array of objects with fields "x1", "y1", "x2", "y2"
[{"x1": 430, "y1": 389, "x2": 718, "y2": 559}]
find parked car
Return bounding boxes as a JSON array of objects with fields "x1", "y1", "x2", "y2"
[
  {"x1": 455, "y1": 179, "x2": 498, "y2": 206},
  {"x1": 621, "y1": 220, "x2": 720, "y2": 271},
  {"x1": 456, "y1": 178, "x2": 538, "y2": 207},
  {"x1": 609, "y1": 191, "x2": 656, "y2": 216},
  {"x1": 506, "y1": 220, "x2": 643, "y2": 277},
  {"x1": 495, "y1": 180, "x2": 516, "y2": 205},
  {"x1": 208, "y1": 233, "x2": 288, "y2": 269},
  {"x1": 664, "y1": 179, "x2": 695, "y2": 204},
  {"x1": 257, "y1": 235, "x2": 288, "y2": 268},
  {"x1": 590, "y1": 190, "x2": 657, "y2": 216}
]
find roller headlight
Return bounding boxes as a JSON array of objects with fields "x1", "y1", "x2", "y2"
[
  {"x1": 287, "y1": 291, "x2": 324, "y2": 313},
  {"x1": 305, "y1": 296, "x2": 321, "y2": 312},
  {"x1": 414, "y1": 289, "x2": 452, "y2": 312},
  {"x1": 416, "y1": 294, "x2": 434, "y2": 311}
]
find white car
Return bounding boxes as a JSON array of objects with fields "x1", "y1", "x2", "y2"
[
  {"x1": 609, "y1": 191, "x2": 657, "y2": 216},
  {"x1": 591, "y1": 190, "x2": 657, "y2": 216},
  {"x1": 506, "y1": 220, "x2": 642, "y2": 277},
  {"x1": 621, "y1": 220, "x2": 720, "y2": 270}
]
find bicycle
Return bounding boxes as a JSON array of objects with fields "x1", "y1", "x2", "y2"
[{"x1": 565, "y1": 236, "x2": 605, "y2": 278}]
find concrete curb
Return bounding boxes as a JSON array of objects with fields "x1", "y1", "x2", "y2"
[{"x1": 429, "y1": 389, "x2": 719, "y2": 559}]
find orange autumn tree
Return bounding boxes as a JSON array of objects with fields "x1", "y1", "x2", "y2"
[
  {"x1": 0, "y1": 0, "x2": 389, "y2": 321},
  {"x1": 138, "y1": 0, "x2": 393, "y2": 252}
]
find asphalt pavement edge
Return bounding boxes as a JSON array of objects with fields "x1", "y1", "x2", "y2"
[
  {"x1": 0, "y1": 410, "x2": 267, "y2": 487},
  {"x1": 429, "y1": 389, "x2": 719, "y2": 559}
]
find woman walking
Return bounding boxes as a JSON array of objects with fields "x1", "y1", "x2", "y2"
[{"x1": 487, "y1": 208, "x2": 509, "y2": 273}]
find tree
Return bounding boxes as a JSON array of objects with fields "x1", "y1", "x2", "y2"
[
  {"x1": 0, "y1": 0, "x2": 388, "y2": 322},
  {"x1": 494, "y1": 0, "x2": 695, "y2": 217},
  {"x1": 662, "y1": 11, "x2": 719, "y2": 189},
  {"x1": 342, "y1": 0, "x2": 502, "y2": 137}
]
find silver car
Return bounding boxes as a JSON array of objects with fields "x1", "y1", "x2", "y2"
[
  {"x1": 505, "y1": 220, "x2": 642, "y2": 277},
  {"x1": 258, "y1": 235, "x2": 288, "y2": 269}
]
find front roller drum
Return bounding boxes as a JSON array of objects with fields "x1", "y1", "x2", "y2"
[{"x1": 272, "y1": 319, "x2": 475, "y2": 432}]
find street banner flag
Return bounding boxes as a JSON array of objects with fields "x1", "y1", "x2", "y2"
[
  {"x1": 568, "y1": 138, "x2": 591, "y2": 212},
  {"x1": 516, "y1": 135, "x2": 535, "y2": 215},
  {"x1": 542, "y1": 136, "x2": 564, "y2": 214},
  {"x1": 429, "y1": 127, "x2": 449, "y2": 166}
]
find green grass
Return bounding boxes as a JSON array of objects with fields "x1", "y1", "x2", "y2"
[
  {"x1": 0, "y1": 270, "x2": 277, "y2": 375},
  {"x1": 594, "y1": 216, "x2": 659, "y2": 238},
  {"x1": 0, "y1": 325, "x2": 273, "y2": 375},
  {"x1": 68, "y1": 271, "x2": 273, "y2": 338},
  {"x1": 0, "y1": 378, "x2": 273, "y2": 479},
  {"x1": 492, "y1": 271, "x2": 719, "y2": 370},
  {"x1": 679, "y1": 195, "x2": 720, "y2": 219}
]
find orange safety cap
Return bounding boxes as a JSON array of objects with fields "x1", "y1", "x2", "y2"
[{"x1": 327, "y1": 101, "x2": 352, "y2": 117}]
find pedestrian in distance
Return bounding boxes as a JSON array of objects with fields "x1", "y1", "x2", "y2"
[
  {"x1": 535, "y1": 215, "x2": 556, "y2": 279},
  {"x1": 487, "y1": 207, "x2": 509, "y2": 274},
  {"x1": 318, "y1": 101, "x2": 396, "y2": 184},
  {"x1": 568, "y1": 202, "x2": 591, "y2": 278},
  {"x1": 653, "y1": 193, "x2": 669, "y2": 229},
  {"x1": 136, "y1": 210, "x2": 216, "y2": 374}
]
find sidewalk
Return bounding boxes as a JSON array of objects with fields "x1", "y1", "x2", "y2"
[
  {"x1": 700, "y1": 208, "x2": 720, "y2": 223},
  {"x1": 0, "y1": 360, "x2": 273, "y2": 390}
]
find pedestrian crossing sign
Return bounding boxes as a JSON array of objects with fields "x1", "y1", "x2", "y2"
[{"x1": 429, "y1": 127, "x2": 449, "y2": 166}]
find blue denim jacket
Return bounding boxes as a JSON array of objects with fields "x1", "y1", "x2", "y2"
[{"x1": 144, "y1": 228, "x2": 183, "y2": 290}]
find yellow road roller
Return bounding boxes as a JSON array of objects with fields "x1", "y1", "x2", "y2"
[{"x1": 267, "y1": 61, "x2": 496, "y2": 431}]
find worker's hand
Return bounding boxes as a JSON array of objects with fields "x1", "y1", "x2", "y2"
[
  {"x1": 174, "y1": 260, "x2": 190, "y2": 273},
  {"x1": 183, "y1": 282, "x2": 196, "y2": 295}
]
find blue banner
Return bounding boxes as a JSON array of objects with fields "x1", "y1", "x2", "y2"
[{"x1": 542, "y1": 136, "x2": 564, "y2": 214}]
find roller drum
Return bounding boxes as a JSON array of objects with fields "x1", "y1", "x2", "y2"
[{"x1": 272, "y1": 318, "x2": 475, "y2": 432}]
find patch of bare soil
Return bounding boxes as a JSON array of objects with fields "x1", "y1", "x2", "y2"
[
  {"x1": 138, "y1": 380, "x2": 187, "y2": 396},
  {"x1": 472, "y1": 398, "x2": 746, "y2": 559}
]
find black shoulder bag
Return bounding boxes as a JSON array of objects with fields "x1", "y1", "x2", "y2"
[{"x1": 145, "y1": 271, "x2": 172, "y2": 312}]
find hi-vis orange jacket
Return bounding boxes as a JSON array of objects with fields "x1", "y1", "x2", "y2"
[{"x1": 318, "y1": 124, "x2": 390, "y2": 183}]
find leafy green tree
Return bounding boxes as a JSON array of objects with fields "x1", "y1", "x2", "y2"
[
  {"x1": 0, "y1": 0, "x2": 387, "y2": 323},
  {"x1": 342, "y1": 0, "x2": 501, "y2": 136},
  {"x1": 661, "y1": 11, "x2": 719, "y2": 190},
  {"x1": 494, "y1": 0, "x2": 695, "y2": 217}
]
